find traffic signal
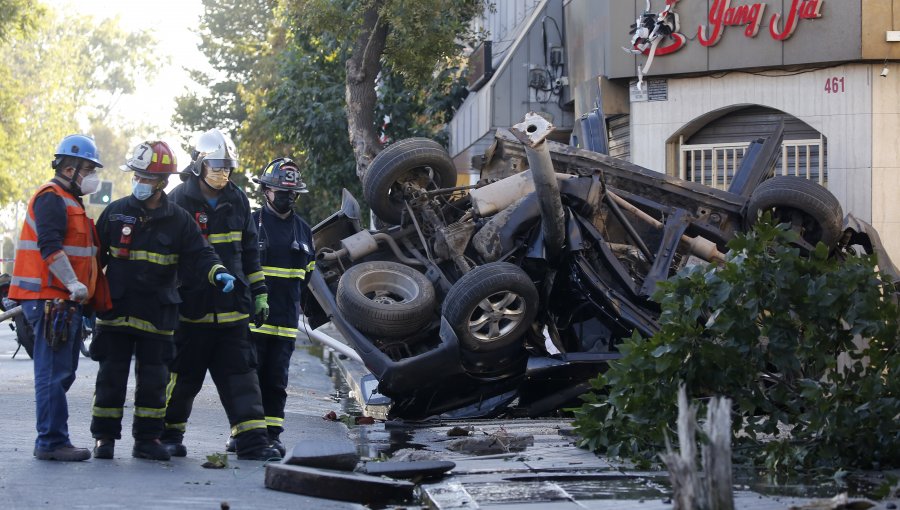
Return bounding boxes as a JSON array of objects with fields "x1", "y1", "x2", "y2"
[{"x1": 90, "y1": 180, "x2": 113, "y2": 205}]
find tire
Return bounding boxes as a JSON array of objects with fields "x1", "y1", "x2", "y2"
[
  {"x1": 442, "y1": 262, "x2": 539, "y2": 353},
  {"x1": 364, "y1": 138, "x2": 457, "y2": 225},
  {"x1": 746, "y1": 176, "x2": 843, "y2": 249},
  {"x1": 336, "y1": 261, "x2": 436, "y2": 338}
]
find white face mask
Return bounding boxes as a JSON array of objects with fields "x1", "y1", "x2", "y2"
[{"x1": 79, "y1": 172, "x2": 101, "y2": 195}]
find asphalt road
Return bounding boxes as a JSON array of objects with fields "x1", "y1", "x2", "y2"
[{"x1": 0, "y1": 325, "x2": 364, "y2": 509}]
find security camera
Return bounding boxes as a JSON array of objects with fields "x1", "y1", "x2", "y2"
[{"x1": 881, "y1": 66, "x2": 889, "y2": 77}]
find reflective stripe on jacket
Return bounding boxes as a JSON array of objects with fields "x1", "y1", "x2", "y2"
[
  {"x1": 9, "y1": 182, "x2": 112, "y2": 312},
  {"x1": 249, "y1": 207, "x2": 314, "y2": 336},
  {"x1": 169, "y1": 176, "x2": 266, "y2": 325},
  {"x1": 95, "y1": 193, "x2": 225, "y2": 338}
]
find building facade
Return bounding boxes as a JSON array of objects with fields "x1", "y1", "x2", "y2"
[{"x1": 449, "y1": 0, "x2": 900, "y2": 261}]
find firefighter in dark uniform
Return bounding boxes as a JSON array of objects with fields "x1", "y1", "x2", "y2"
[
  {"x1": 224, "y1": 157, "x2": 314, "y2": 456},
  {"x1": 161, "y1": 128, "x2": 280, "y2": 461},
  {"x1": 90, "y1": 141, "x2": 235, "y2": 461}
]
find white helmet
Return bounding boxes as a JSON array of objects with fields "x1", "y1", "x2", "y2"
[{"x1": 189, "y1": 128, "x2": 239, "y2": 176}]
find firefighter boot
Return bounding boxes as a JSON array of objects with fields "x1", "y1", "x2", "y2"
[
  {"x1": 237, "y1": 445, "x2": 282, "y2": 461},
  {"x1": 93, "y1": 439, "x2": 115, "y2": 460},
  {"x1": 133, "y1": 439, "x2": 172, "y2": 461},
  {"x1": 162, "y1": 441, "x2": 187, "y2": 457},
  {"x1": 269, "y1": 434, "x2": 286, "y2": 458},
  {"x1": 225, "y1": 436, "x2": 236, "y2": 453}
]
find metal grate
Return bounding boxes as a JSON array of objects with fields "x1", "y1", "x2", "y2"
[{"x1": 679, "y1": 135, "x2": 826, "y2": 189}]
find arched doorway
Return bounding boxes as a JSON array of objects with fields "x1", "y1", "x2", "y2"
[{"x1": 669, "y1": 106, "x2": 826, "y2": 190}]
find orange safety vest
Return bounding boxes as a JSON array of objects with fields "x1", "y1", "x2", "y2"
[{"x1": 9, "y1": 182, "x2": 112, "y2": 312}]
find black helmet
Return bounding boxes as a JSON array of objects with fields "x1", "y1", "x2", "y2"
[{"x1": 252, "y1": 157, "x2": 308, "y2": 193}]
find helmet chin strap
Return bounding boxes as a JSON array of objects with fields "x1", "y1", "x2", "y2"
[{"x1": 59, "y1": 170, "x2": 84, "y2": 196}]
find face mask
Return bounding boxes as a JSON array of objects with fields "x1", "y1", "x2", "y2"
[
  {"x1": 132, "y1": 180, "x2": 156, "y2": 201},
  {"x1": 203, "y1": 170, "x2": 229, "y2": 190},
  {"x1": 268, "y1": 191, "x2": 296, "y2": 214},
  {"x1": 79, "y1": 172, "x2": 101, "y2": 195}
]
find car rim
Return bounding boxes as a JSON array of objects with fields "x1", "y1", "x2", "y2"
[
  {"x1": 356, "y1": 270, "x2": 420, "y2": 305},
  {"x1": 468, "y1": 290, "x2": 527, "y2": 342}
]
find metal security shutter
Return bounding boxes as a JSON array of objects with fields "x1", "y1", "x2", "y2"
[
  {"x1": 680, "y1": 106, "x2": 826, "y2": 189},
  {"x1": 607, "y1": 114, "x2": 631, "y2": 162}
]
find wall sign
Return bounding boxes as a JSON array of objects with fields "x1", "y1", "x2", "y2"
[
  {"x1": 629, "y1": 80, "x2": 669, "y2": 102},
  {"x1": 698, "y1": 0, "x2": 824, "y2": 47}
]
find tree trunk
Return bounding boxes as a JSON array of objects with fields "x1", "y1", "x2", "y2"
[{"x1": 345, "y1": 0, "x2": 388, "y2": 182}]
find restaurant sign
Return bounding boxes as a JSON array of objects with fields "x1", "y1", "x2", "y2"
[{"x1": 698, "y1": 0, "x2": 825, "y2": 46}]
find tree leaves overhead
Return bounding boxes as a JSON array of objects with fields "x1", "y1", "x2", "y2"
[
  {"x1": 0, "y1": 0, "x2": 42, "y2": 42},
  {"x1": 172, "y1": 0, "x2": 276, "y2": 140},
  {"x1": 0, "y1": 10, "x2": 157, "y2": 205},
  {"x1": 175, "y1": 0, "x2": 482, "y2": 223}
]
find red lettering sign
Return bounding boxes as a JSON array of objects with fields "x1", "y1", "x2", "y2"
[
  {"x1": 699, "y1": 0, "x2": 766, "y2": 46},
  {"x1": 770, "y1": 0, "x2": 823, "y2": 40},
  {"x1": 698, "y1": 0, "x2": 823, "y2": 46}
]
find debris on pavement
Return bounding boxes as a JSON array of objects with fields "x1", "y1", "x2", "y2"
[
  {"x1": 264, "y1": 463, "x2": 415, "y2": 504},
  {"x1": 201, "y1": 452, "x2": 228, "y2": 469},
  {"x1": 282, "y1": 439, "x2": 360, "y2": 472}
]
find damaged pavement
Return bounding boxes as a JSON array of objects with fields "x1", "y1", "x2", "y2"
[{"x1": 290, "y1": 326, "x2": 899, "y2": 509}]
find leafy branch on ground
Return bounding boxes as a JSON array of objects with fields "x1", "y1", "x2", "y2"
[{"x1": 572, "y1": 217, "x2": 900, "y2": 473}]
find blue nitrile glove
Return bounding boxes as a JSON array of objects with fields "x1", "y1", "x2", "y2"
[
  {"x1": 254, "y1": 293, "x2": 269, "y2": 327},
  {"x1": 215, "y1": 272, "x2": 236, "y2": 293}
]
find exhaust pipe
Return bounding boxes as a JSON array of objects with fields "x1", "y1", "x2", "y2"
[{"x1": 510, "y1": 113, "x2": 566, "y2": 261}]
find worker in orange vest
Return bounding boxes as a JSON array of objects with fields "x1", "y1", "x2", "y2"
[{"x1": 9, "y1": 134, "x2": 112, "y2": 461}]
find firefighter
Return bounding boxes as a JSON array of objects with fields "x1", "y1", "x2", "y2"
[
  {"x1": 90, "y1": 141, "x2": 235, "y2": 461},
  {"x1": 161, "y1": 129, "x2": 280, "y2": 461},
  {"x1": 9, "y1": 134, "x2": 112, "y2": 461},
  {"x1": 224, "y1": 157, "x2": 314, "y2": 456}
]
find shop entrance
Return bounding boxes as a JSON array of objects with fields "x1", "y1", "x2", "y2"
[{"x1": 672, "y1": 106, "x2": 826, "y2": 190}]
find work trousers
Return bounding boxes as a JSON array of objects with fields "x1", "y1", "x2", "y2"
[
  {"x1": 161, "y1": 321, "x2": 269, "y2": 455},
  {"x1": 251, "y1": 331, "x2": 295, "y2": 439},
  {"x1": 90, "y1": 329, "x2": 173, "y2": 440},
  {"x1": 21, "y1": 299, "x2": 84, "y2": 453}
]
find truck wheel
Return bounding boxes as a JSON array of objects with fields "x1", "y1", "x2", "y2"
[
  {"x1": 442, "y1": 262, "x2": 538, "y2": 353},
  {"x1": 364, "y1": 138, "x2": 457, "y2": 225},
  {"x1": 746, "y1": 176, "x2": 843, "y2": 249},
  {"x1": 336, "y1": 261, "x2": 436, "y2": 338}
]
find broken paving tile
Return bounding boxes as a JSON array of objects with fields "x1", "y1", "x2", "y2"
[
  {"x1": 462, "y1": 480, "x2": 573, "y2": 504},
  {"x1": 265, "y1": 463, "x2": 414, "y2": 504},
  {"x1": 447, "y1": 433, "x2": 535, "y2": 455},
  {"x1": 422, "y1": 481, "x2": 478, "y2": 510},
  {"x1": 282, "y1": 439, "x2": 360, "y2": 471},
  {"x1": 359, "y1": 460, "x2": 456, "y2": 480}
]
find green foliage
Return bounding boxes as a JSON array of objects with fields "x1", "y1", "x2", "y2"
[
  {"x1": 572, "y1": 217, "x2": 900, "y2": 472},
  {"x1": 177, "y1": 0, "x2": 482, "y2": 223},
  {"x1": 0, "y1": 0, "x2": 42, "y2": 42},
  {"x1": 0, "y1": 10, "x2": 157, "y2": 206},
  {"x1": 172, "y1": 0, "x2": 276, "y2": 139}
]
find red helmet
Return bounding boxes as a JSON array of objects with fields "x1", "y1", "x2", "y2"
[{"x1": 121, "y1": 141, "x2": 178, "y2": 178}]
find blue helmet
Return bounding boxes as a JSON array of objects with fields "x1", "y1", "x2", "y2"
[{"x1": 54, "y1": 134, "x2": 104, "y2": 168}]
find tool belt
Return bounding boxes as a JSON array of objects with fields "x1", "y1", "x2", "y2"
[{"x1": 43, "y1": 299, "x2": 75, "y2": 351}]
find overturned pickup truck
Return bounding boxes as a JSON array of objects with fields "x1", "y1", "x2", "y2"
[{"x1": 303, "y1": 112, "x2": 898, "y2": 421}]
